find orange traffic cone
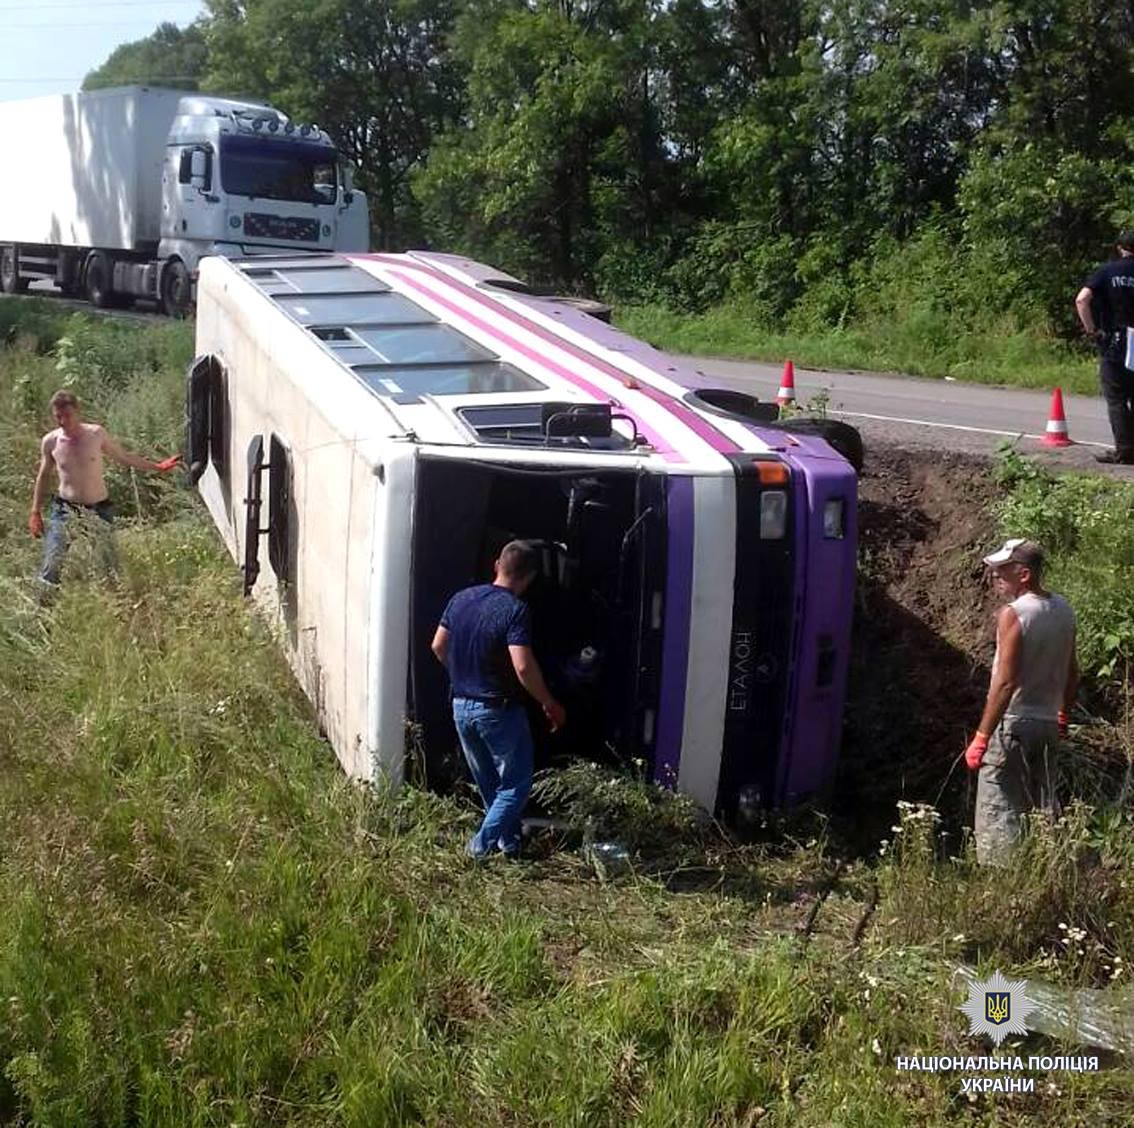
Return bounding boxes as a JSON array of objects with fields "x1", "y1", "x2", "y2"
[
  {"x1": 1041, "y1": 387, "x2": 1072, "y2": 447},
  {"x1": 776, "y1": 359, "x2": 797, "y2": 407}
]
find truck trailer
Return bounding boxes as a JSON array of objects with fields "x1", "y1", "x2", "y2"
[
  {"x1": 188, "y1": 251, "x2": 859, "y2": 819},
  {"x1": 0, "y1": 86, "x2": 369, "y2": 315}
]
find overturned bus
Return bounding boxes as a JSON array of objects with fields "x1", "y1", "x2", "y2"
[{"x1": 187, "y1": 251, "x2": 858, "y2": 818}]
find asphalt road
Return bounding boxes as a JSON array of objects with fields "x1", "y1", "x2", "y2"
[{"x1": 682, "y1": 353, "x2": 1133, "y2": 476}]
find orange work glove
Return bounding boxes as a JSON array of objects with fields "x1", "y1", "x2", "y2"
[
  {"x1": 155, "y1": 454, "x2": 181, "y2": 472},
  {"x1": 965, "y1": 732, "x2": 990, "y2": 771},
  {"x1": 28, "y1": 510, "x2": 44, "y2": 538},
  {"x1": 1057, "y1": 710, "x2": 1069, "y2": 738}
]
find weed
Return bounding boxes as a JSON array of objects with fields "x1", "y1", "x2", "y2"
[{"x1": 531, "y1": 759, "x2": 710, "y2": 859}]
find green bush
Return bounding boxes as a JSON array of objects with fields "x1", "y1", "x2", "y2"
[
  {"x1": 531, "y1": 759, "x2": 709, "y2": 859},
  {"x1": 995, "y1": 450, "x2": 1134, "y2": 681}
]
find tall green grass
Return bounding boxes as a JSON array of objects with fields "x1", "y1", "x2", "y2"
[{"x1": 0, "y1": 300, "x2": 1132, "y2": 1125}]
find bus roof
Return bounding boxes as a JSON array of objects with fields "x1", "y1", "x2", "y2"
[{"x1": 220, "y1": 251, "x2": 841, "y2": 471}]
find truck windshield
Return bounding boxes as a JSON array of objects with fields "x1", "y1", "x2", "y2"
[{"x1": 219, "y1": 135, "x2": 337, "y2": 205}]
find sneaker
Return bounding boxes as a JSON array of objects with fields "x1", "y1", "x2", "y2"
[
  {"x1": 1095, "y1": 449, "x2": 1134, "y2": 465},
  {"x1": 466, "y1": 836, "x2": 490, "y2": 861}
]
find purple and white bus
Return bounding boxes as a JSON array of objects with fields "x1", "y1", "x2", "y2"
[{"x1": 189, "y1": 250, "x2": 857, "y2": 817}]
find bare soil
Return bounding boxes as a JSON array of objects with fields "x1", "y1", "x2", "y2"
[{"x1": 834, "y1": 443, "x2": 1003, "y2": 844}]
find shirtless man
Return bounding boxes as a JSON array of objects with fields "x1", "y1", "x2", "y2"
[{"x1": 28, "y1": 390, "x2": 179, "y2": 585}]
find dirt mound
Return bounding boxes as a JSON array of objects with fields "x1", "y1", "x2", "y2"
[{"x1": 834, "y1": 445, "x2": 1003, "y2": 844}]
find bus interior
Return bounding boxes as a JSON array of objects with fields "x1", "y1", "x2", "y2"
[{"x1": 409, "y1": 448, "x2": 667, "y2": 789}]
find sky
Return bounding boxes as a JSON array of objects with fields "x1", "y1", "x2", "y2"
[{"x1": 0, "y1": 0, "x2": 207, "y2": 102}]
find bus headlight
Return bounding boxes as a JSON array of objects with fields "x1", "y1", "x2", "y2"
[
  {"x1": 760, "y1": 490, "x2": 787, "y2": 539},
  {"x1": 823, "y1": 498, "x2": 845, "y2": 539}
]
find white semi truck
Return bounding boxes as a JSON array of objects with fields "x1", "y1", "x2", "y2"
[{"x1": 0, "y1": 86, "x2": 369, "y2": 315}]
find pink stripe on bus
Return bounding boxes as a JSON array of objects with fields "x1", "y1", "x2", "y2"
[{"x1": 368, "y1": 254, "x2": 740, "y2": 458}]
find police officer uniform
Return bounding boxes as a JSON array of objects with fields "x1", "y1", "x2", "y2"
[{"x1": 1080, "y1": 232, "x2": 1134, "y2": 463}]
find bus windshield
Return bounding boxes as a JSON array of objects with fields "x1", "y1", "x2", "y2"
[{"x1": 219, "y1": 135, "x2": 337, "y2": 205}]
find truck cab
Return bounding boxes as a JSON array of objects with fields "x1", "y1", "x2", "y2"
[
  {"x1": 0, "y1": 86, "x2": 369, "y2": 316},
  {"x1": 157, "y1": 97, "x2": 369, "y2": 314}
]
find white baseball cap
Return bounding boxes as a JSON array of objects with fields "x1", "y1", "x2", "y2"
[{"x1": 982, "y1": 538, "x2": 1044, "y2": 570}]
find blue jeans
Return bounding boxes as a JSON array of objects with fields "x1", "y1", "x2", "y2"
[
  {"x1": 452, "y1": 697, "x2": 534, "y2": 857},
  {"x1": 40, "y1": 496, "x2": 116, "y2": 586}
]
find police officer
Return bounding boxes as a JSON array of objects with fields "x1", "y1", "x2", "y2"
[{"x1": 1076, "y1": 230, "x2": 1134, "y2": 464}]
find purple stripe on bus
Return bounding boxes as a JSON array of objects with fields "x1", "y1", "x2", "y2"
[
  {"x1": 775, "y1": 458, "x2": 857, "y2": 803},
  {"x1": 653, "y1": 475, "x2": 695, "y2": 789}
]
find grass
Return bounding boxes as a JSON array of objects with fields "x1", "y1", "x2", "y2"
[
  {"x1": 1, "y1": 297, "x2": 1133, "y2": 1124},
  {"x1": 615, "y1": 302, "x2": 1099, "y2": 395}
]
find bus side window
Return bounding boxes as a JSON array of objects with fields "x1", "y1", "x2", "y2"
[
  {"x1": 243, "y1": 435, "x2": 265, "y2": 596},
  {"x1": 185, "y1": 354, "x2": 229, "y2": 488},
  {"x1": 186, "y1": 354, "x2": 212, "y2": 483},
  {"x1": 209, "y1": 360, "x2": 229, "y2": 485},
  {"x1": 268, "y1": 434, "x2": 292, "y2": 585}
]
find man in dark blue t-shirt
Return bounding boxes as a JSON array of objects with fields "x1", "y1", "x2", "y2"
[
  {"x1": 432, "y1": 540, "x2": 566, "y2": 859},
  {"x1": 1076, "y1": 230, "x2": 1134, "y2": 464}
]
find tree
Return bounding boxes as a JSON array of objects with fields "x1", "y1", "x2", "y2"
[
  {"x1": 83, "y1": 21, "x2": 209, "y2": 91},
  {"x1": 987, "y1": 0, "x2": 1134, "y2": 157},
  {"x1": 415, "y1": 0, "x2": 665, "y2": 292},
  {"x1": 204, "y1": 0, "x2": 463, "y2": 249}
]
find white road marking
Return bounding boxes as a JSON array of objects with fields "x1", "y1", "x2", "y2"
[{"x1": 830, "y1": 408, "x2": 1108, "y2": 448}]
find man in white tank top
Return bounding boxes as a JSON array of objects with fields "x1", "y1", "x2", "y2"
[{"x1": 965, "y1": 539, "x2": 1078, "y2": 864}]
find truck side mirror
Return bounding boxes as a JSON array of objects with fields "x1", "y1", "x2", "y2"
[
  {"x1": 190, "y1": 148, "x2": 208, "y2": 190},
  {"x1": 340, "y1": 163, "x2": 356, "y2": 206}
]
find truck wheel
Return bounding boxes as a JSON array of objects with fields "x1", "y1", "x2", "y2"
[
  {"x1": 1, "y1": 245, "x2": 28, "y2": 294},
  {"x1": 84, "y1": 252, "x2": 113, "y2": 308},
  {"x1": 161, "y1": 260, "x2": 192, "y2": 318}
]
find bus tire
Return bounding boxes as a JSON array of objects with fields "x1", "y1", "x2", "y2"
[{"x1": 776, "y1": 417, "x2": 865, "y2": 473}]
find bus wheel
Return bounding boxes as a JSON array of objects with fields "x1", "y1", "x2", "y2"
[
  {"x1": 161, "y1": 260, "x2": 192, "y2": 318},
  {"x1": 776, "y1": 417, "x2": 865, "y2": 473},
  {"x1": 1, "y1": 245, "x2": 28, "y2": 294},
  {"x1": 84, "y1": 251, "x2": 113, "y2": 307}
]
